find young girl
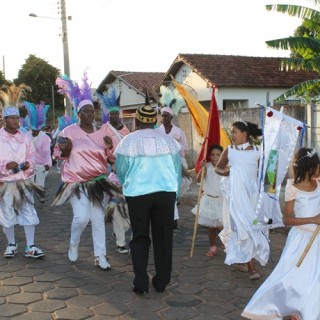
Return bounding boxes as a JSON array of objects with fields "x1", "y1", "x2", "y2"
[
  {"x1": 242, "y1": 147, "x2": 320, "y2": 320},
  {"x1": 215, "y1": 120, "x2": 269, "y2": 280},
  {"x1": 192, "y1": 145, "x2": 224, "y2": 257}
]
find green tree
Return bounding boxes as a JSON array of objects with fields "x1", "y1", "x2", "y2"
[
  {"x1": 0, "y1": 70, "x2": 10, "y2": 86},
  {"x1": 266, "y1": 1, "x2": 320, "y2": 102},
  {"x1": 16, "y1": 55, "x2": 65, "y2": 127}
]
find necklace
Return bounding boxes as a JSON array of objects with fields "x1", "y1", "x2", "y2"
[{"x1": 236, "y1": 142, "x2": 250, "y2": 150}]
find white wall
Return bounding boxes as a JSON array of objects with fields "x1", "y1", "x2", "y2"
[{"x1": 174, "y1": 63, "x2": 300, "y2": 110}]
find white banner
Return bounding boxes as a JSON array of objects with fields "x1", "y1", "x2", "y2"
[{"x1": 254, "y1": 107, "x2": 303, "y2": 229}]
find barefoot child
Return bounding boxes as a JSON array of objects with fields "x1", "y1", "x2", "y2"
[
  {"x1": 192, "y1": 145, "x2": 224, "y2": 257},
  {"x1": 242, "y1": 147, "x2": 320, "y2": 319}
]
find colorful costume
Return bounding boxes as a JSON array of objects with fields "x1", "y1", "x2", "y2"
[
  {"x1": 242, "y1": 179, "x2": 320, "y2": 320},
  {"x1": 0, "y1": 84, "x2": 45, "y2": 259},
  {"x1": 115, "y1": 102, "x2": 182, "y2": 293},
  {"x1": 219, "y1": 146, "x2": 270, "y2": 266},
  {"x1": 97, "y1": 85, "x2": 131, "y2": 253},
  {"x1": 53, "y1": 72, "x2": 120, "y2": 269},
  {"x1": 24, "y1": 101, "x2": 52, "y2": 196}
]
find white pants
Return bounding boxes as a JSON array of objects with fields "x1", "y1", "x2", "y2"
[
  {"x1": 34, "y1": 165, "x2": 49, "y2": 188},
  {"x1": 69, "y1": 190, "x2": 107, "y2": 257},
  {"x1": 112, "y1": 207, "x2": 130, "y2": 247},
  {"x1": 0, "y1": 186, "x2": 39, "y2": 228}
]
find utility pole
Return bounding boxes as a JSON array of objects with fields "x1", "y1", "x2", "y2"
[
  {"x1": 2, "y1": 56, "x2": 5, "y2": 78},
  {"x1": 60, "y1": 0, "x2": 72, "y2": 116}
]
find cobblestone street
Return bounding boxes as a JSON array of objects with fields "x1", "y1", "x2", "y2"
[{"x1": 0, "y1": 169, "x2": 288, "y2": 319}]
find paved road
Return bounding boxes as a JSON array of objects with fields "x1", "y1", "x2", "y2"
[{"x1": 0, "y1": 169, "x2": 288, "y2": 319}]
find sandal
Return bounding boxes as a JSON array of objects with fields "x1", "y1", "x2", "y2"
[
  {"x1": 249, "y1": 271, "x2": 261, "y2": 280},
  {"x1": 206, "y1": 246, "x2": 217, "y2": 257},
  {"x1": 237, "y1": 263, "x2": 249, "y2": 273}
]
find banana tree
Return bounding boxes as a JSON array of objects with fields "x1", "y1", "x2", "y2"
[{"x1": 266, "y1": 1, "x2": 320, "y2": 102}]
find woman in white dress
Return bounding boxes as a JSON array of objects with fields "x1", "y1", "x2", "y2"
[
  {"x1": 192, "y1": 145, "x2": 224, "y2": 257},
  {"x1": 242, "y1": 147, "x2": 320, "y2": 320},
  {"x1": 215, "y1": 121, "x2": 270, "y2": 280}
]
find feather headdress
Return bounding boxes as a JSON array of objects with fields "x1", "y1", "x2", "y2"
[
  {"x1": 56, "y1": 71, "x2": 93, "y2": 111},
  {"x1": 0, "y1": 84, "x2": 32, "y2": 117},
  {"x1": 57, "y1": 108, "x2": 78, "y2": 131},
  {"x1": 159, "y1": 85, "x2": 185, "y2": 116},
  {"x1": 20, "y1": 115, "x2": 30, "y2": 130},
  {"x1": 23, "y1": 101, "x2": 50, "y2": 130},
  {"x1": 96, "y1": 85, "x2": 121, "y2": 124}
]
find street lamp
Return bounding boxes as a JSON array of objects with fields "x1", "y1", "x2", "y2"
[{"x1": 29, "y1": 0, "x2": 72, "y2": 116}]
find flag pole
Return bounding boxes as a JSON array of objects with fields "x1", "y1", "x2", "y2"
[
  {"x1": 190, "y1": 85, "x2": 216, "y2": 257},
  {"x1": 190, "y1": 137, "x2": 209, "y2": 257},
  {"x1": 296, "y1": 225, "x2": 320, "y2": 267}
]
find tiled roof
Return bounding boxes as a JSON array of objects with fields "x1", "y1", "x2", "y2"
[
  {"x1": 164, "y1": 54, "x2": 319, "y2": 88},
  {"x1": 97, "y1": 71, "x2": 165, "y2": 96}
]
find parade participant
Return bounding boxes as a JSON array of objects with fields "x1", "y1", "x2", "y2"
[
  {"x1": 242, "y1": 147, "x2": 320, "y2": 319},
  {"x1": 215, "y1": 120, "x2": 269, "y2": 280},
  {"x1": 53, "y1": 73, "x2": 120, "y2": 270},
  {"x1": 96, "y1": 85, "x2": 131, "y2": 254},
  {"x1": 156, "y1": 86, "x2": 191, "y2": 229},
  {"x1": 115, "y1": 94, "x2": 182, "y2": 294},
  {"x1": 192, "y1": 145, "x2": 224, "y2": 257},
  {"x1": 24, "y1": 101, "x2": 52, "y2": 203},
  {"x1": 0, "y1": 84, "x2": 45, "y2": 259}
]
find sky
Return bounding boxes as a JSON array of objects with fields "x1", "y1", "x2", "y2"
[{"x1": 1, "y1": 0, "x2": 310, "y2": 88}]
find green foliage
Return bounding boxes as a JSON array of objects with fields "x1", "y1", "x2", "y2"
[
  {"x1": 0, "y1": 71, "x2": 10, "y2": 86},
  {"x1": 15, "y1": 54, "x2": 64, "y2": 111},
  {"x1": 266, "y1": 2, "x2": 320, "y2": 102}
]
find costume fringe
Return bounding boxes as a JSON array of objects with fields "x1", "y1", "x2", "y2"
[
  {"x1": 104, "y1": 195, "x2": 129, "y2": 223},
  {"x1": 0, "y1": 180, "x2": 44, "y2": 210},
  {"x1": 52, "y1": 177, "x2": 122, "y2": 208}
]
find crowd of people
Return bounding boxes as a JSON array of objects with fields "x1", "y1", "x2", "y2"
[{"x1": 1, "y1": 78, "x2": 320, "y2": 319}]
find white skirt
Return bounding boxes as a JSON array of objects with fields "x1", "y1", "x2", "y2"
[
  {"x1": 242, "y1": 226, "x2": 320, "y2": 320},
  {"x1": 191, "y1": 194, "x2": 223, "y2": 227}
]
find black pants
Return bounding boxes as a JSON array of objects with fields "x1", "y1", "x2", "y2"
[{"x1": 126, "y1": 192, "x2": 176, "y2": 292}]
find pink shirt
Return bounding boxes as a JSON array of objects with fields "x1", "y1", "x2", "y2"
[
  {"x1": 102, "y1": 122, "x2": 130, "y2": 149},
  {"x1": 26, "y1": 131, "x2": 52, "y2": 167},
  {"x1": 0, "y1": 128, "x2": 35, "y2": 182},
  {"x1": 53, "y1": 124, "x2": 113, "y2": 183}
]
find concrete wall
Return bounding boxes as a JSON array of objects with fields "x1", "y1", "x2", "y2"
[{"x1": 175, "y1": 105, "x2": 307, "y2": 168}]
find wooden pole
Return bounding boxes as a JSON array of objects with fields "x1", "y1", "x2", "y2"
[
  {"x1": 190, "y1": 161, "x2": 206, "y2": 257},
  {"x1": 296, "y1": 225, "x2": 320, "y2": 267}
]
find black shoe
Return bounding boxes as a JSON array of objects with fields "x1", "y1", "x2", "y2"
[
  {"x1": 132, "y1": 285, "x2": 148, "y2": 295},
  {"x1": 152, "y1": 277, "x2": 166, "y2": 293},
  {"x1": 173, "y1": 220, "x2": 178, "y2": 230}
]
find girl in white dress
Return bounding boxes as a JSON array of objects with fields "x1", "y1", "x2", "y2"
[
  {"x1": 242, "y1": 147, "x2": 320, "y2": 320},
  {"x1": 215, "y1": 121, "x2": 270, "y2": 280},
  {"x1": 192, "y1": 145, "x2": 224, "y2": 257}
]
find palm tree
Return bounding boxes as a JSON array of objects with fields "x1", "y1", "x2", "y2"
[{"x1": 266, "y1": 1, "x2": 320, "y2": 102}]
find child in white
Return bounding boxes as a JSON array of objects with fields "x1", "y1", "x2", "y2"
[
  {"x1": 242, "y1": 147, "x2": 320, "y2": 320},
  {"x1": 192, "y1": 145, "x2": 224, "y2": 257}
]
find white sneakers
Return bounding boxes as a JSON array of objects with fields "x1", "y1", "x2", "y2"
[
  {"x1": 68, "y1": 244, "x2": 79, "y2": 262},
  {"x1": 68, "y1": 244, "x2": 111, "y2": 270},
  {"x1": 4, "y1": 243, "x2": 18, "y2": 258},
  {"x1": 95, "y1": 255, "x2": 111, "y2": 270}
]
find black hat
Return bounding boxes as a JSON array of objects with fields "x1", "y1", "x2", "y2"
[{"x1": 136, "y1": 90, "x2": 157, "y2": 124}]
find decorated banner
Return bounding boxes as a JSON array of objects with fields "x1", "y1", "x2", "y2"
[{"x1": 254, "y1": 107, "x2": 304, "y2": 229}]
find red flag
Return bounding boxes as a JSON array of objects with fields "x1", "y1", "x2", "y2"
[{"x1": 195, "y1": 85, "x2": 220, "y2": 173}]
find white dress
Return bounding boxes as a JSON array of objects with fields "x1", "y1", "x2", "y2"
[
  {"x1": 219, "y1": 146, "x2": 270, "y2": 266},
  {"x1": 242, "y1": 179, "x2": 320, "y2": 320},
  {"x1": 191, "y1": 163, "x2": 223, "y2": 227}
]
